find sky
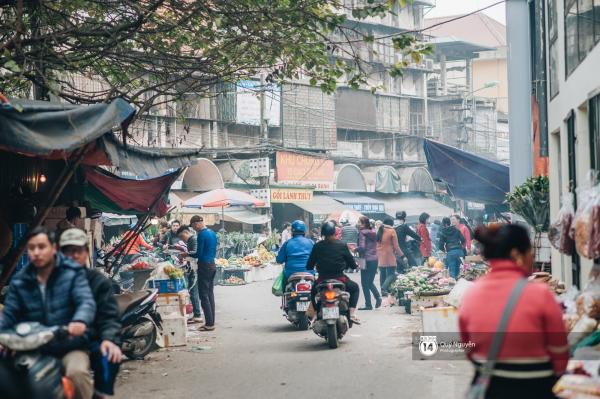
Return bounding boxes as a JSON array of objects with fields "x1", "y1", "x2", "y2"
[{"x1": 424, "y1": 0, "x2": 506, "y2": 24}]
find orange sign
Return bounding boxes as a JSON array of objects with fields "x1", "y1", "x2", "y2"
[{"x1": 275, "y1": 151, "x2": 334, "y2": 190}]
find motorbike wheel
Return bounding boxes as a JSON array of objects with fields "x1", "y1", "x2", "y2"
[
  {"x1": 327, "y1": 324, "x2": 339, "y2": 349},
  {"x1": 124, "y1": 321, "x2": 157, "y2": 360},
  {"x1": 297, "y1": 313, "x2": 309, "y2": 331}
]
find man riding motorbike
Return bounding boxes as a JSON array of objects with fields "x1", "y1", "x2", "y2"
[
  {"x1": 275, "y1": 220, "x2": 314, "y2": 282},
  {"x1": 306, "y1": 222, "x2": 361, "y2": 324},
  {"x1": 60, "y1": 228, "x2": 122, "y2": 399},
  {"x1": 0, "y1": 227, "x2": 96, "y2": 399}
]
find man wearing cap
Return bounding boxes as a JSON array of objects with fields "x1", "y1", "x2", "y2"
[
  {"x1": 60, "y1": 228, "x2": 122, "y2": 399},
  {"x1": 190, "y1": 215, "x2": 218, "y2": 331}
]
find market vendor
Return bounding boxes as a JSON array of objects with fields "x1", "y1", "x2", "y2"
[
  {"x1": 161, "y1": 220, "x2": 182, "y2": 250},
  {"x1": 177, "y1": 225, "x2": 203, "y2": 324},
  {"x1": 153, "y1": 221, "x2": 169, "y2": 247},
  {"x1": 122, "y1": 225, "x2": 153, "y2": 263},
  {"x1": 56, "y1": 206, "x2": 82, "y2": 240}
]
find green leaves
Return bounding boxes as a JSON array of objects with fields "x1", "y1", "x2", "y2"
[{"x1": 506, "y1": 176, "x2": 550, "y2": 232}]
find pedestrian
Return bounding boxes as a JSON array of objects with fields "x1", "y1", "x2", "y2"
[
  {"x1": 190, "y1": 215, "x2": 218, "y2": 331},
  {"x1": 357, "y1": 216, "x2": 381, "y2": 310},
  {"x1": 394, "y1": 211, "x2": 421, "y2": 269},
  {"x1": 376, "y1": 217, "x2": 403, "y2": 297},
  {"x1": 452, "y1": 214, "x2": 472, "y2": 256},
  {"x1": 177, "y1": 225, "x2": 203, "y2": 324},
  {"x1": 330, "y1": 219, "x2": 343, "y2": 240},
  {"x1": 0, "y1": 227, "x2": 96, "y2": 399},
  {"x1": 60, "y1": 228, "x2": 122, "y2": 398},
  {"x1": 340, "y1": 217, "x2": 359, "y2": 245},
  {"x1": 460, "y1": 224, "x2": 568, "y2": 398},
  {"x1": 417, "y1": 212, "x2": 432, "y2": 261},
  {"x1": 438, "y1": 217, "x2": 465, "y2": 278},
  {"x1": 161, "y1": 219, "x2": 182, "y2": 249},
  {"x1": 281, "y1": 222, "x2": 292, "y2": 245},
  {"x1": 374, "y1": 220, "x2": 383, "y2": 232},
  {"x1": 56, "y1": 206, "x2": 82, "y2": 240}
]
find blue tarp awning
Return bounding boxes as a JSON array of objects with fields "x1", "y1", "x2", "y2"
[{"x1": 423, "y1": 139, "x2": 509, "y2": 205}]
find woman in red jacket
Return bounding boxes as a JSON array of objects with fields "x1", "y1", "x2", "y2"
[
  {"x1": 459, "y1": 224, "x2": 568, "y2": 398},
  {"x1": 416, "y1": 212, "x2": 432, "y2": 261}
]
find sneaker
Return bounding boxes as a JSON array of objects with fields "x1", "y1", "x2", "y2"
[
  {"x1": 358, "y1": 306, "x2": 373, "y2": 311},
  {"x1": 375, "y1": 297, "x2": 382, "y2": 309}
]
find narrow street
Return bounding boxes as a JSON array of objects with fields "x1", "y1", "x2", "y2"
[{"x1": 116, "y1": 278, "x2": 471, "y2": 399}]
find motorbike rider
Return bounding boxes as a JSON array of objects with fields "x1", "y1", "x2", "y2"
[
  {"x1": 276, "y1": 220, "x2": 314, "y2": 282},
  {"x1": 59, "y1": 228, "x2": 122, "y2": 399},
  {"x1": 306, "y1": 221, "x2": 361, "y2": 324},
  {"x1": 0, "y1": 226, "x2": 96, "y2": 399}
]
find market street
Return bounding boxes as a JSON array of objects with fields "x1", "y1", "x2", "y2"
[{"x1": 116, "y1": 278, "x2": 471, "y2": 399}]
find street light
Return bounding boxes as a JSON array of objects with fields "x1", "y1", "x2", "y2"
[{"x1": 472, "y1": 80, "x2": 499, "y2": 94}]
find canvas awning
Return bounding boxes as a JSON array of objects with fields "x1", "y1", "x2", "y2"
[
  {"x1": 169, "y1": 192, "x2": 268, "y2": 225},
  {"x1": 368, "y1": 194, "x2": 455, "y2": 223},
  {"x1": 292, "y1": 194, "x2": 354, "y2": 221},
  {"x1": 324, "y1": 192, "x2": 386, "y2": 215},
  {"x1": 84, "y1": 167, "x2": 180, "y2": 217},
  {"x1": 423, "y1": 139, "x2": 509, "y2": 205}
]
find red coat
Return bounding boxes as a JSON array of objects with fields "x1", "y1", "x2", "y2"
[
  {"x1": 459, "y1": 260, "x2": 568, "y2": 375},
  {"x1": 458, "y1": 224, "x2": 471, "y2": 253},
  {"x1": 417, "y1": 223, "x2": 431, "y2": 257}
]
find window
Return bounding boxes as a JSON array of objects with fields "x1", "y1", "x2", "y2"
[
  {"x1": 564, "y1": 0, "x2": 600, "y2": 76},
  {"x1": 590, "y1": 94, "x2": 600, "y2": 169},
  {"x1": 549, "y1": 0, "x2": 560, "y2": 96}
]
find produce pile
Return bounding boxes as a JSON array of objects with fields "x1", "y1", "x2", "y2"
[
  {"x1": 215, "y1": 248, "x2": 275, "y2": 269},
  {"x1": 571, "y1": 174, "x2": 600, "y2": 259},
  {"x1": 459, "y1": 263, "x2": 489, "y2": 281},
  {"x1": 129, "y1": 260, "x2": 150, "y2": 271},
  {"x1": 257, "y1": 245, "x2": 276, "y2": 263},
  {"x1": 223, "y1": 276, "x2": 246, "y2": 285},
  {"x1": 529, "y1": 271, "x2": 566, "y2": 295},
  {"x1": 163, "y1": 265, "x2": 184, "y2": 280},
  {"x1": 561, "y1": 278, "x2": 600, "y2": 357},
  {"x1": 389, "y1": 266, "x2": 455, "y2": 299}
]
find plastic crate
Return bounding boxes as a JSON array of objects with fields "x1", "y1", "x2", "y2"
[{"x1": 148, "y1": 278, "x2": 185, "y2": 293}]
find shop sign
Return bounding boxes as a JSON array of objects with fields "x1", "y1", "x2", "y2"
[
  {"x1": 270, "y1": 188, "x2": 314, "y2": 203},
  {"x1": 275, "y1": 151, "x2": 334, "y2": 191},
  {"x1": 347, "y1": 203, "x2": 385, "y2": 213}
]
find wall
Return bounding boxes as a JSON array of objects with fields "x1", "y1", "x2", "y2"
[{"x1": 473, "y1": 51, "x2": 509, "y2": 113}]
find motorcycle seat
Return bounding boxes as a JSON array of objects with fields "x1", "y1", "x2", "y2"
[
  {"x1": 288, "y1": 272, "x2": 315, "y2": 282},
  {"x1": 116, "y1": 290, "x2": 152, "y2": 315},
  {"x1": 316, "y1": 279, "x2": 346, "y2": 289}
]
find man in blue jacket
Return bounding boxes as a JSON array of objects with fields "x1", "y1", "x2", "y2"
[
  {"x1": 0, "y1": 226, "x2": 96, "y2": 399},
  {"x1": 190, "y1": 215, "x2": 218, "y2": 331},
  {"x1": 276, "y1": 220, "x2": 314, "y2": 282}
]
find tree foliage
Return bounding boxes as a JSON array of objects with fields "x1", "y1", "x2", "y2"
[{"x1": 0, "y1": 0, "x2": 431, "y2": 113}]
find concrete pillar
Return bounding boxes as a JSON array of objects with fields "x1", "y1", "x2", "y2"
[
  {"x1": 440, "y1": 54, "x2": 447, "y2": 95},
  {"x1": 423, "y1": 72, "x2": 429, "y2": 136},
  {"x1": 465, "y1": 58, "x2": 473, "y2": 94},
  {"x1": 506, "y1": 0, "x2": 533, "y2": 187}
]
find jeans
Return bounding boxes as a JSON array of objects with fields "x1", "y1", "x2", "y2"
[
  {"x1": 360, "y1": 260, "x2": 381, "y2": 308},
  {"x1": 186, "y1": 271, "x2": 202, "y2": 318},
  {"x1": 198, "y1": 263, "x2": 217, "y2": 326},
  {"x1": 379, "y1": 267, "x2": 396, "y2": 296},
  {"x1": 90, "y1": 341, "x2": 120, "y2": 396},
  {"x1": 445, "y1": 248, "x2": 464, "y2": 279}
]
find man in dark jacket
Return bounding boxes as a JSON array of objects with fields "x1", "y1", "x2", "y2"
[
  {"x1": 177, "y1": 225, "x2": 203, "y2": 323},
  {"x1": 438, "y1": 217, "x2": 466, "y2": 279},
  {"x1": 394, "y1": 211, "x2": 421, "y2": 269},
  {"x1": 60, "y1": 228, "x2": 122, "y2": 398},
  {"x1": 161, "y1": 219, "x2": 182, "y2": 249},
  {"x1": 0, "y1": 227, "x2": 96, "y2": 399}
]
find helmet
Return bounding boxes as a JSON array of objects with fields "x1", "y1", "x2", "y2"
[
  {"x1": 321, "y1": 221, "x2": 336, "y2": 238},
  {"x1": 395, "y1": 211, "x2": 407, "y2": 220},
  {"x1": 291, "y1": 220, "x2": 306, "y2": 235}
]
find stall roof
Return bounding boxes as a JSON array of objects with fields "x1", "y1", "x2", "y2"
[
  {"x1": 292, "y1": 194, "x2": 352, "y2": 216},
  {"x1": 324, "y1": 192, "x2": 386, "y2": 214},
  {"x1": 223, "y1": 208, "x2": 270, "y2": 225},
  {"x1": 367, "y1": 194, "x2": 455, "y2": 223},
  {"x1": 169, "y1": 192, "x2": 269, "y2": 225},
  {"x1": 423, "y1": 139, "x2": 509, "y2": 205}
]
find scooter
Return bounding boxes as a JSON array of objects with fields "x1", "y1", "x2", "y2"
[
  {"x1": 116, "y1": 289, "x2": 162, "y2": 359},
  {"x1": 0, "y1": 322, "x2": 76, "y2": 399},
  {"x1": 282, "y1": 272, "x2": 314, "y2": 330},
  {"x1": 311, "y1": 279, "x2": 352, "y2": 349}
]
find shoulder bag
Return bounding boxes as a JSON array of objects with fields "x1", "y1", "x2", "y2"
[{"x1": 466, "y1": 278, "x2": 529, "y2": 399}]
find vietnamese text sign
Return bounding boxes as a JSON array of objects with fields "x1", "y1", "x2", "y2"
[
  {"x1": 275, "y1": 151, "x2": 334, "y2": 191},
  {"x1": 270, "y1": 188, "x2": 314, "y2": 203}
]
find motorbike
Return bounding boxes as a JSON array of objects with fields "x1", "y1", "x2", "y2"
[
  {"x1": 0, "y1": 322, "x2": 76, "y2": 399},
  {"x1": 116, "y1": 289, "x2": 163, "y2": 359},
  {"x1": 311, "y1": 279, "x2": 352, "y2": 349},
  {"x1": 282, "y1": 272, "x2": 314, "y2": 330}
]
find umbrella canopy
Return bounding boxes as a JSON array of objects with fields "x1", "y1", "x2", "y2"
[
  {"x1": 184, "y1": 188, "x2": 265, "y2": 208},
  {"x1": 326, "y1": 209, "x2": 364, "y2": 226}
]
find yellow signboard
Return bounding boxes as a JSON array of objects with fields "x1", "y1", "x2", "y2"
[{"x1": 270, "y1": 188, "x2": 314, "y2": 203}]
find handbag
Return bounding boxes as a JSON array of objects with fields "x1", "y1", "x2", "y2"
[{"x1": 465, "y1": 278, "x2": 529, "y2": 399}]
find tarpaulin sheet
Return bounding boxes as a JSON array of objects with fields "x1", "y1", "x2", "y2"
[
  {"x1": 375, "y1": 166, "x2": 402, "y2": 193},
  {"x1": 423, "y1": 139, "x2": 509, "y2": 205},
  {"x1": 0, "y1": 98, "x2": 134, "y2": 156},
  {"x1": 84, "y1": 167, "x2": 180, "y2": 216}
]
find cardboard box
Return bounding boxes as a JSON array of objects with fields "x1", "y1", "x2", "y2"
[
  {"x1": 157, "y1": 293, "x2": 185, "y2": 317},
  {"x1": 159, "y1": 315, "x2": 187, "y2": 347},
  {"x1": 420, "y1": 306, "x2": 460, "y2": 341}
]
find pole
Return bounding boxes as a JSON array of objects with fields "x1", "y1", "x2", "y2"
[
  {"x1": 221, "y1": 206, "x2": 225, "y2": 232},
  {"x1": 259, "y1": 73, "x2": 272, "y2": 233},
  {"x1": 506, "y1": 0, "x2": 534, "y2": 187}
]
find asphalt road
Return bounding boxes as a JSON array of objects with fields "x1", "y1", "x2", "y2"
[{"x1": 116, "y1": 277, "x2": 471, "y2": 399}]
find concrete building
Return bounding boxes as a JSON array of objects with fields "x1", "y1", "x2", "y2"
[{"x1": 543, "y1": 0, "x2": 600, "y2": 287}]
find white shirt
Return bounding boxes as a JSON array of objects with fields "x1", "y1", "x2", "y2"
[{"x1": 281, "y1": 229, "x2": 291, "y2": 245}]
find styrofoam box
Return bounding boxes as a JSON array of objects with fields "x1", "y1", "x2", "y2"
[
  {"x1": 421, "y1": 306, "x2": 460, "y2": 340},
  {"x1": 157, "y1": 293, "x2": 185, "y2": 317},
  {"x1": 159, "y1": 315, "x2": 187, "y2": 347},
  {"x1": 410, "y1": 294, "x2": 448, "y2": 314}
]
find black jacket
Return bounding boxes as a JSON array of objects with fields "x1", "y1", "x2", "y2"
[
  {"x1": 307, "y1": 239, "x2": 357, "y2": 280},
  {"x1": 438, "y1": 226, "x2": 465, "y2": 252},
  {"x1": 395, "y1": 223, "x2": 421, "y2": 250},
  {"x1": 86, "y1": 269, "x2": 121, "y2": 345}
]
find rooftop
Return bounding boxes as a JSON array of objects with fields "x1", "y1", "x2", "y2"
[{"x1": 424, "y1": 12, "x2": 506, "y2": 49}]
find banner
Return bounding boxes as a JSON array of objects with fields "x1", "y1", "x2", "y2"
[
  {"x1": 270, "y1": 188, "x2": 314, "y2": 203},
  {"x1": 275, "y1": 151, "x2": 334, "y2": 191}
]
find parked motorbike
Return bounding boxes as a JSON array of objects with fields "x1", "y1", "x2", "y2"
[
  {"x1": 0, "y1": 322, "x2": 76, "y2": 399},
  {"x1": 311, "y1": 279, "x2": 352, "y2": 349},
  {"x1": 282, "y1": 272, "x2": 314, "y2": 330},
  {"x1": 116, "y1": 289, "x2": 162, "y2": 359}
]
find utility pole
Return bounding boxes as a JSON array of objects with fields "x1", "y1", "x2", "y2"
[{"x1": 259, "y1": 73, "x2": 272, "y2": 233}]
